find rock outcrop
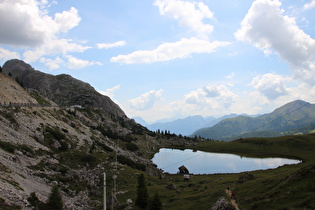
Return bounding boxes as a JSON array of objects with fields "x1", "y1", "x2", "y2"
[
  {"x1": 211, "y1": 197, "x2": 235, "y2": 210},
  {"x1": 2, "y1": 59, "x2": 126, "y2": 119}
]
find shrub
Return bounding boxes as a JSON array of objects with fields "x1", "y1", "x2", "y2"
[
  {"x1": 0, "y1": 141, "x2": 15, "y2": 153},
  {"x1": 126, "y1": 142, "x2": 139, "y2": 152},
  {"x1": 117, "y1": 155, "x2": 146, "y2": 171},
  {"x1": 27, "y1": 192, "x2": 43, "y2": 209}
]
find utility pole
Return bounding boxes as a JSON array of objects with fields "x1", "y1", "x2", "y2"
[{"x1": 104, "y1": 172, "x2": 106, "y2": 210}]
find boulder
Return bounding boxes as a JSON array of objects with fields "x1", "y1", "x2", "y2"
[{"x1": 211, "y1": 197, "x2": 235, "y2": 210}]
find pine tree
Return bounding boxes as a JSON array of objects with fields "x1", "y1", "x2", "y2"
[
  {"x1": 45, "y1": 185, "x2": 63, "y2": 210},
  {"x1": 135, "y1": 174, "x2": 149, "y2": 208},
  {"x1": 149, "y1": 192, "x2": 162, "y2": 210}
]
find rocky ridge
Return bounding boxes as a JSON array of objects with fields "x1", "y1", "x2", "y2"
[{"x1": 0, "y1": 61, "x2": 199, "y2": 209}]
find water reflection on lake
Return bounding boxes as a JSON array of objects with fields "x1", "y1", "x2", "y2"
[{"x1": 151, "y1": 148, "x2": 301, "y2": 174}]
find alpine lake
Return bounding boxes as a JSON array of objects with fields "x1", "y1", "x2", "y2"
[{"x1": 152, "y1": 148, "x2": 301, "y2": 174}]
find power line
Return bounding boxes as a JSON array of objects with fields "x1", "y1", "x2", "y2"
[{"x1": 160, "y1": 152, "x2": 203, "y2": 170}]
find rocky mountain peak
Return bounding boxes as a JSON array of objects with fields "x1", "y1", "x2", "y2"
[{"x1": 2, "y1": 59, "x2": 126, "y2": 119}]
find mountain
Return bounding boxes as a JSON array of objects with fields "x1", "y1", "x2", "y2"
[
  {"x1": 2, "y1": 59, "x2": 125, "y2": 119},
  {"x1": 147, "y1": 115, "x2": 215, "y2": 136},
  {"x1": 133, "y1": 116, "x2": 149, "y2": 127},
  {"x1": 0, "y1": 73, "x2": 37, "y2": 105},
  {"x1": 0, "y1": 60, "x2": 203, "y2": 209},
  {"x1": 193, "y1": 100, "x2": 315, "y2": 141},
  {"x1": 146, "y1": 114, "x2": 247, "y2": 136}
]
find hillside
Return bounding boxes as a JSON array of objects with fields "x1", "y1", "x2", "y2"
[
  {"x1": 0, "y1": 61, "x2": 200, "y2": 209},
  {"x1": 193, "y1": 100, "x2": 315, "y2": 141},
  {"x1": 2, "y1": 59, "x2": 125, "y2": 119},
  {"x1": 1, "y1": 60, "x2": 314, "y2": 209},
  {"x1": 0, "y1": 73, "x2": 37, "y2": 105}
]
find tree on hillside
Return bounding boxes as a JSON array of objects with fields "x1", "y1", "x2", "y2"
[
  {"x1": 135, "y1": 174, "x2": 149, "y2": 208},
  {"x1": 45, "y1": 185, "x2": 63, "y2": 210},
  {"x1": 0, "y1": 65, "x2": 2, "y2": 73},
  {"x1": 149, "y1": 192, "x2": 162, "y2": 210}
]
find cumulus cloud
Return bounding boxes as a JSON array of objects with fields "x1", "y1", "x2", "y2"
[
  {"x1": 110, "y1": 38, "x2": 229, "y2": 64},
  {"x1": 129, "y1": 89, "x2": 163, "y2": 110},
  {"x1": 184, "y1": 84, "x2": 237, "y2": 108},
  {"x1": 97, "y1": 41, "x2": 126, "y2": 49},
  {"x1": 184, "y1": 88, "x2": 207, "y2": 104},
  {"x1": 0, "y1": 48, "x2": 20, "y2": 61},
  {"x1": 154, "y1": 0, "x2": 214, "y2": 39},
  {"x1": 23, "y1": 39, "x2": 91, "y2": 62},
  {"x1": 39, "y1": 57, "x2": 63, "y2": 70},
  {"x1": 304, "y1": 0, "x2": 315, "y2": 10},
  {"x1": 0, "y1": 0, "x2": 80, "y2": 47},
  {"x1": 66, "y1": 55, "x2": 102, "y2": 69},
  {"x1": 54, "y1": 7, "x2": 81, "y2": 33},
  {"x1": 0, "y1": 0, "x2": 93, "y2": 69},
  {"x1": 235, "y1": 0, "x2": 315, "y2": 85},
  {"x1": 99, "y1": 85, "x2": 121, "y2": 98},
  {"x1": 251, "y1": 73, "x2": 289, "y2": 100}
]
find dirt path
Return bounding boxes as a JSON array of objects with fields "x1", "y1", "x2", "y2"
[{"x1": 225, "y1": 188, "x2": 240, "y2": 210}]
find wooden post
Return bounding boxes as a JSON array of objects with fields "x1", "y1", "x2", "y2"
[{"x1": 104, "y1": 172, "x2": 106, "y2": 210}]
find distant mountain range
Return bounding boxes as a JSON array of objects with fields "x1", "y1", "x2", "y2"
[
  {"x1": 192, "y1": 100, "x2": 315, "y2": 141},
  {"x1": 134, "y1": 114, "x2": 254, "y2": 136},
  {"x1": 134, "y1": 100, "x2": 315, "y2": 140}
]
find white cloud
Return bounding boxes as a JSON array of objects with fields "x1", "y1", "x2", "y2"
[
  {"x1": 0, "y1": 0, "x2": 80, "y2": 47},
  {"x1": 0, "y1": 0, "x2": 93, "y2": 69},
  {"x1": 99, "y1": 85, "x2": 121, "y2": 98},
  {"x1": 54, "y1": 7, "x2": 81, "y2": 33},
  {"x1": 0, "y1": 0, "x2": 51, "y2": 47},
  {"x1": 0, "y1": 48, "x2": 20, "y2": 61},
  {"x1": 251, "y1": 73, "x2": 289, "y2": 100},
  {"x1": 39, "y1": 57, "x2": 63, "y2": 70},
  {"x1": 110, "y1": 38, "x2": 229, "y2": 64},
  {"x1": 129, "y1": 89, "x2": 163, "y2": 110},
  {"x1": 184, "y1": 88, "x2": 207, "y2": 104},
  {"x1": 235, "y1": 0, "x2": 315, "y2": 85},
  {"x1": 97, "y1": 41, "x2": 126, "y2": 49},
  {"x1": 154, "y1": 0, "x2": 214, "y2": 39},
  {"x1": 304, "y1": 0, "x2": 315, "y2": 10},
  {"x1": 23, "y1": 39, "x2": 91, "y2": 62},
  {"x1": 66, "y1": 55, "x2": 102, "y2": 69},
  {"x1": 184, "y1": 84, "x2": 237, "y2": 108}
]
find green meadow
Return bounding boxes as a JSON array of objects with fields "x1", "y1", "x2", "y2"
[{"x1": 114, "y1": 133, "x2": 315, "y2": 209}]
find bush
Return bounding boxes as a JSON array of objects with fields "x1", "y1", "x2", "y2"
[
  {"x1": 117, "y1": 155, "x2": 146, "y2": 171},
  {"x1": 0, "y1": 141, "x2": 15, "y2": 153},
  {"x1": 45, "y1": 126, "x2": 65, "y2": 141},
  {"x1": 126, "y1": 142, "x2": 139, "y2": 152},
  {"x1": 27, "y1": 192, "x2": 43, "y2": 209}
]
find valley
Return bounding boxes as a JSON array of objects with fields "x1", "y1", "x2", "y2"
[{"x1": 0, "y1": 59, "x2": 314, "y2": 209}]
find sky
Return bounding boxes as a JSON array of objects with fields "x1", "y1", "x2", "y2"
[{"x1": 1, "y1": 0, "x2": 315, "y2": 123}]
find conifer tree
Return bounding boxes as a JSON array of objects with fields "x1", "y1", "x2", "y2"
[
  {"x1": 149, "y1": 192, "x2": 162, "y2": 210},
  {"x1": 45, "y1": 185, "x2": 63, "y2": 210},
  {"x1": 135, "y1": 174, "x2": 149, "y2": 208}
]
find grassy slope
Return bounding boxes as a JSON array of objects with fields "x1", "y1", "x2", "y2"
[{"x1": 119, "y1": 134, "x2": 315, "y2": 209}]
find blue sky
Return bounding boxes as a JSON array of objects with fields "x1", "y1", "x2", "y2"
[{"x1": 1, "y1": 0, "x2": 315, "y2": 123}]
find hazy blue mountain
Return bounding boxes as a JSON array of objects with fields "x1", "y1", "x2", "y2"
[
  {"x1": 192, "y1": 100, "x2": 315, "y2": 141},
  {"x1": 133, "y1": 117, "x2": 149, "y2": 127},
  {"x1": 147, "y1": 115, "x2": 215, "y2": 136}
]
